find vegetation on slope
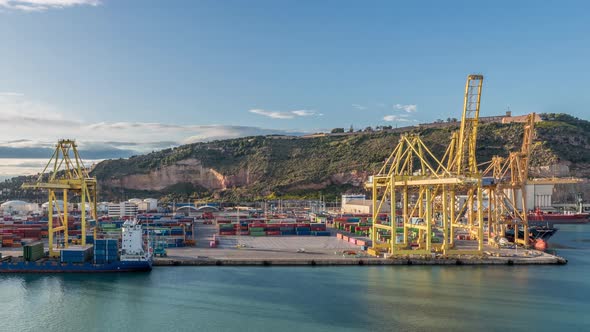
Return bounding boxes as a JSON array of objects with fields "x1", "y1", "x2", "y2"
[{"x1": 2, "y1": 113, "x2": 588, "y2": 202}]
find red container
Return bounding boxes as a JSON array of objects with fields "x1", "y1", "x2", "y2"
[{"x1": 266, "y1": 231, "x2": 281, "y2": 236}]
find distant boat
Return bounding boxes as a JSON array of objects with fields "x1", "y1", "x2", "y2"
[{"x1": 527, "y1": 210, "x2": 589, "y2": 226}]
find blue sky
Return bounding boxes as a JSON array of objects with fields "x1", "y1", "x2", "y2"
[{"x1": 0, "y1": 0, "x2": 589, "y2": 177}]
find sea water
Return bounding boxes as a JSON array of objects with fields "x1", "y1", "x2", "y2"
[{"x1": 1, "y1": 224, "x2": 589, "y2": 332}]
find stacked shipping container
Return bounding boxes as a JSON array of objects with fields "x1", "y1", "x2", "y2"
[{"x1": 94, "y1": 239, "x2": 119, "y2": 264}]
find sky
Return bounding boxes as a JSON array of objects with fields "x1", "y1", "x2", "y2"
[{"x1": 0, "y1": 0, "x2": 589, "y2": 178}]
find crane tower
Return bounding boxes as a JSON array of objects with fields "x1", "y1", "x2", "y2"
[{"x1": 22, "y1": 139, "x2": 97, "y2": 257}]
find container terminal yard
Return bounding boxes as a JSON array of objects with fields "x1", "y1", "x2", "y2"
[{"x1": 1, "y1": 74, "x2": 587, "y2": 271}]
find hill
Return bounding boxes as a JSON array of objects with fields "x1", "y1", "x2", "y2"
[
  {"x1": 90, "y1": 113, "x2": 589, "y2": 202},
  {"x1": 2, "y1": 113, "x2": 589, "y2": 203}
]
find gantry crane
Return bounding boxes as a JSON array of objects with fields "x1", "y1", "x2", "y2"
[
  {"x1": 22, "y1": 139, "x2": 97, "y2": 257},
  {"x1": 483, "y1": 113, "x2": 535, "y2": 246},
  {"x1": 367, "y1": 75, "x2": 485, "y2": 256}
]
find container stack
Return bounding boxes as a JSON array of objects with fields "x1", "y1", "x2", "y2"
[
  {"x1": 279, "y1": 224, "x2": 296, "y2": 236},
  {"x1": 333, "y1": 216, "x2": 373, "y2": 237},
  {"x1": 213, "y1": 221, "x2": 332, "y2": 237},
  {"x1": 235, "y1": 222, "x2": 250, "y2": 235},
  {"x1": 60, "y1": 246, "x2": 93, "y2": 263},
  {"x1": 166, "y1": 238, "x2": 185, "y2": 247},
  {"x1": 218, "y1": 223, "x2": 236, "y2": 235},
  {"x1": 295, "y1": 223, "x2": 311, "y2": 236},
  {"x1": 94, "y1": 239, "x2": 119, "y2": 264},
  {"x1": 23, "y1": 242, "x2": 44, "y2": 261},
  {"x1": 249, "y1": 224, "x2": 266, "y2": 236},
  {"x1": 310, "y1": 223, "x2": 330, "y2": 236}
]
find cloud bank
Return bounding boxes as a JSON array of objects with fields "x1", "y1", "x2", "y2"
[
  {"x1": 0, "y1": 93, "x2": 308, "y2": 165},
  {"x1": 0, "y1": 0, "x2": 100, "y2": 11},
  {"x1": 249, "y1": 108, "x2": 321, "y2": 119}
]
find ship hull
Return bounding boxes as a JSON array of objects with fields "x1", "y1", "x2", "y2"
[
  {"x1": 505, "y1": 227, "x2": 558, "y2": 242},
  {"x1": 528, "y1": 213, "x2": 589, "y2": 226},
  {"x1": 0, "y1": 260, "x2": 152, "y2": 273}
]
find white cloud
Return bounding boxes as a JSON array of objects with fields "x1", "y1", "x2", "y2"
[
  {"x1": 0, "y1": 0, "x2": 100, "y2": 12},
  {"x1": 383, "y1": 115, "x2": 415, "y2": 122},
  {"x1": 249, "y1": 109, "x2": 295, "y2": 119},
  {"x1": 393, "y1": 104, "x2": 417, "y2": 113},
  {"x1": 0, "y1": 93, "x2": 309, "y2": 159},
  {"x1": 291, "y1": 110, "x2": 317, "y2": 117},
  {"x1": 249, "y1": 108, "x2": 320, "y2": 119},
  {"x1": 352, "y1": 104, "x2": 367, "y2": 110}
]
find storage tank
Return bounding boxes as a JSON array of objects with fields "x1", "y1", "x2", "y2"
[{"x1": 1, "y1": 200, "x2": 32, "y2": 214}]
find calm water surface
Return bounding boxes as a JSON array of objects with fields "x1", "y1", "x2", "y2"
[{"x1": 1, "y1": 224, "x2": 589, "y2": 332}]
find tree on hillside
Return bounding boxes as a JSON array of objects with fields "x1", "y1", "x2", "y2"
[{"x1": 331, "y1": 128, "x2": 345, "y2": 133}]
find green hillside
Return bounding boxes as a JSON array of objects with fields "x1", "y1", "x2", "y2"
[{"x1": 2, "y1": 113, "x2": 588, "y2": 203}]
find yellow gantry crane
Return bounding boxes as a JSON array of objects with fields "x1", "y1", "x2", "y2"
[
  {"x1": 367, "y1": 75, "x2": 485, "y2": 256},
  {"x1": 22, "y1": 139, "x2": 97, "y2": 257},
  {"x1": 483, "y1": 113, "x2": 536, "y2": 246}
]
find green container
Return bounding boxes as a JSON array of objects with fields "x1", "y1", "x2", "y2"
[
  {"x1": 249, "y1": 227, "x2": 265, "y2": 232},
  {"x1": 250, "y1": 231, "x2": 266, "y2": 236},
  {"x1": 23, "y1": 242, "x2": 44, "y2": 261}
]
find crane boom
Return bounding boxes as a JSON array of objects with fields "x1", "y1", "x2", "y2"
[{"x1": 454, "y1": 74, "x2": 483, "y2": 175}]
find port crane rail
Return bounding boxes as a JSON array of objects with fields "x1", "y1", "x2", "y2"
[{"x1": 22, "y1": 139, "x2": 97, "y2": 257}]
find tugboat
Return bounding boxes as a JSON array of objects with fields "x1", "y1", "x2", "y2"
[{"x1": 0, "y1": 219, "x2": 152, "y2": 273}]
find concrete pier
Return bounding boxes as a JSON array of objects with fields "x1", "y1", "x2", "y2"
[{"x1": 154, "y1": 248, "x2": 567, "y2": 266}]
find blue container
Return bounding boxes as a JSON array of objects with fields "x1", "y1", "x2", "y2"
[
  {"x1": 314, "y1": 231, "x2": 331, "y2": 236},
  {"x1": 296, "y1": 231, "x2": 311, "y2": 236}
]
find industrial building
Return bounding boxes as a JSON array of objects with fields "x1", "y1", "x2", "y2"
[
  {"x1": 108, "y1": 202, "x2": 138, "y2": 218},
  {"x1": 126, "y1": 198, "x2": 158, "y2": 212},
  {"x1": 341, "y1": 195, "x2": 390, "y2": 214}
]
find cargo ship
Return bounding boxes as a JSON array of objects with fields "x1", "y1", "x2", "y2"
[
  {"x1": 0, "y1": 219, "x2": 152, "y2": 273},
  {"x1": 527, "y1": 210, "x2": 589, "y2": 226}
]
